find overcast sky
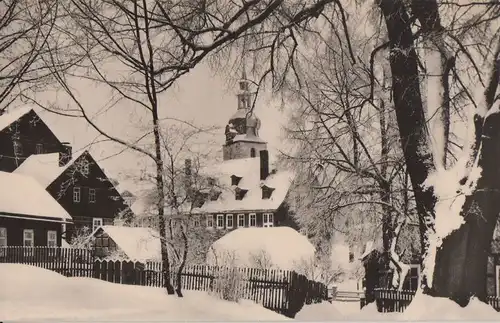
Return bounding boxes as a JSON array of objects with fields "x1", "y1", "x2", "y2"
[{"x1": 26, "y1": 62, "x2": 286, "y2": 182}]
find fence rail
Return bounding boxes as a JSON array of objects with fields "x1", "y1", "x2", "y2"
[
  {"x1": 0, "y1": 246, "x2": 328, "y2": 318},
  {"x1": 361, "y1": 288, "x2": 500, "y2": 313}
]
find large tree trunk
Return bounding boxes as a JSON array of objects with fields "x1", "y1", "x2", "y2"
[
  {"x1": 379, "y1": 0, "x2": 500, "y2": 303},
  {"x1": 432, "y1": 112, "x2": 500, "y2": 304},
  {"x1": 377, "y1": 0, "x2": 436, "y2": 270}
]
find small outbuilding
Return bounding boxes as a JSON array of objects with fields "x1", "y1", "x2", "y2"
[{"x1": 206, "y1": 227, "x2": 315, "y2": 270}]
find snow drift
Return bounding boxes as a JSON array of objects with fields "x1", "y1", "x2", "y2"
[
  {"x1": 0, "y1": 264, "x2": 290, "y2": 321},
  {"x1": 206, "y1": 227, "x2": 315, "y2": 270}
]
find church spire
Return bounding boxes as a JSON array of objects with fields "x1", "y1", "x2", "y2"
[{"x1": 237, "y1": 61, "x2": 251, "y2": 110}]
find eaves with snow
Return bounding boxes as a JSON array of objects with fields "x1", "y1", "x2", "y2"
[{"x1": 0, "y1": 171, "x2": 72, "y2": 223}]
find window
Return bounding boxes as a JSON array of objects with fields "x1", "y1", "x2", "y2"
[
  {"x1": 250, "y1": 148, "x2": 256, "y2": 157},
  {"x1": 194, "y1": 217, "x2": 200, "y2": 227},
  {"x1": 217, "y1": 214, "x2": 224, "y2": 229},
  {"x1": 230, "y1": 175, "x2": 242, "y2": 186},
  {"x1": 23, "y1": 229, "x2": 34, "y2": 246},
  {"x1": 263, "y1": 213, "x2": 274, "y2": 227},
  {"x1": 402, "y1": 264, "x2": 421, "y2": 291},
  {"x1": 73, "y1": 187, "x2": 81, "y2": 202},
  {"x1": 262, "y1": 186, "x2": 275, "y2": 199},
  {"x1": 249, "y1": 213, "x2": 256, "y2": 227},
  {"x1": 92, "y1": 218, "x2": 103, "y2": 232},
  {"x1": 206, "y1": 214, "x2": 214, "y2": 228},
  {"x1": 13, "y1": 140, "x2": 23, "y2": 156},
  {"x1": 23, "y1": 229, "x2": 34, "y2": 256},
  {"x1": 47, "y1": 230, "x2": 57, "y2": 247},
  {"x1": 226, "y1": 214, "x2": 234, "y2": 229},
  {"x1": 36, "y1": 143, "x2": 44, "y2": 154},
  {"x1": 89, "y1": 188, "x2": 96, "y2": 203},
  {"x1": 237, "y1": 214, "x2": 245, "y2": 227},
  {"x1": 0, "y1": 228, "x2": 6, "y2": 257},
  {"x1": 235, "y1": 188, "x2": 248, "y2": 200}
]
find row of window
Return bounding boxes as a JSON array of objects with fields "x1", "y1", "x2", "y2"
[
  {"x1": 12, "y1": 141, "x2": 46, "y2": 156},
  {"x1": 0, "y1": 227, "x2": 57, "y2": 248},
  {"x1": 73, "y1": 187, "x2": 96, "y2": 203},
  {"x1": 203, "y1": 213, "x2": 274, "y2": 229}
]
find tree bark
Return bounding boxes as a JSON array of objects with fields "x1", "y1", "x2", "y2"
[
  {"x1": 377, "y1": 0, "x2": 437, "y2": 269},
  {"x1": 432, "y1": 112, "x2": 500, "y2": 304},
  {"x1": 153, "y1": 118, "x2": 175, "y2": 295},
  {"x1": 379, "y1": 0, "x2": 500, "y2": 303}
]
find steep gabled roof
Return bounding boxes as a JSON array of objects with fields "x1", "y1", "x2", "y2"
[
  {"x1": 0, "y1": 107, "x2": 63, "y2": 142},
  {"x1": 0, "y1": 107, "x2": 33, "y2": 132},
  {"x1": 90, "y1": 225, "x2": 162, "y2": 262},
  {"x1": 13, "y1": 151, "x2": 86, "y2": 188},
  {"x1": 0, "y1": 171, "x2": 72, "y2": 222},
  {"x1": 196, "y1": 157, "x2": 294, "y2": 213}
]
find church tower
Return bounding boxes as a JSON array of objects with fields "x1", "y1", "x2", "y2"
[{"x1": 222, "y1": 67, "x2": 267, "y2": 161}]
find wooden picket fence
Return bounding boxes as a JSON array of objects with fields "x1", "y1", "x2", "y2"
[
  {"x1": 0, "y1": 246, "x2": 94, "y2": 277},
  {"x1": 0, "y1": 246, "x2": 328, "y2": 318},
  {"x1": 360, "y1": 288, "x2": 500, "y2": 313}
]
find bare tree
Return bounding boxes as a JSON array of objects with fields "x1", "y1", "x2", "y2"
[
  {"x1": 280, "y1": 26, "x2": 419, "y2": 289},
  {"x1": 29, "y1": 0, "x2": 336, "y2": 296},
  {"x1": 0, "y1": 0, "x2": 64, "y2": 111}
]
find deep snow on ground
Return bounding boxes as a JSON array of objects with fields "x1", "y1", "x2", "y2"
[
  {"x1": 298, "y1": 291, "x2": 500, "y2": 321},
  {"x1": 0, "y1": 264, "x2": 290, "y2": 321}
]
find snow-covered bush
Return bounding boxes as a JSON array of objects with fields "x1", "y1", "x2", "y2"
[
  {"x1": 248, "y1": 249, "x2": 274, "y2": 270},
  {"x1": 68, "y1": 226, "x2": 93, "y2": 249},
  {"x1": 208, "y1": 249, "x2": 245, "y2": 302}
]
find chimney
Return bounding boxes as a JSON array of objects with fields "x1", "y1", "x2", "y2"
[
  {"x1": 260, "y1": 150, "x2": 269, "y2": 180},
  {"x1": 59, "y1": 142, "x2": 72, "y2": 167}
]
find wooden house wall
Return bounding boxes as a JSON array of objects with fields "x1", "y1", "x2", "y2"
[
  {"x1": 0, "y1": 216, "x2": 62, "y2": 246},
  {"x1": 0, "y1": 110, "x2": 63, "y2": 172},
  {"x1": 47, "y1": 152, "x2": 129, "y2": 239}
]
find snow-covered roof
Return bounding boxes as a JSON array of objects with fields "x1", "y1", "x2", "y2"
[
  {"x1": 0, "y1": 171, "x2": 72, "y2": 222},
  {"x1": 206, "y1": 227, "x2": 315, "y2": 270},
  {"x1": 0, "y1": 106, "x2": 33, "y2": 132},
  {"x1": 92, "y1": 225, "x2": 162, "y2": 262},
  {"x1": 232, "y1": 134, "x2": 267, "y2": 143},
  {"x1": 14, "y1": 150, "x2": 88, "y2": 188},
  {"x1": 196, "y1": 158, "x2": 294, "y2": 213}
]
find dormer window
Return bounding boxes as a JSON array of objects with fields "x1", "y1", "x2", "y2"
[
  {"x1": 231, "y1": 175, "x2": 242, "y2": 186},
  {"x1": 235, "y1": 188, "x2": 248, "y2": 201},
  {"x1": 210, "y1": 190, "x2": 221, "y2": 201},
  {"x1": 250, "y1": 148, "x2": 256, "y2": 157},
  {"x1": 261, "y1": 185, "x2": 275, "y2": 199}
]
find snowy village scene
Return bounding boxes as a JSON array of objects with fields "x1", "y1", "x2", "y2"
[{"x1": 1, "y1": 0, "x2": 500, "y2": 321}]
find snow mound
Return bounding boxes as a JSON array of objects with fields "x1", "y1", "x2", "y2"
[
  {"x1": 206, "y1": 227, "x2": 315, "y2": 270},
  {"x1": 0, "y1": 264, "x2": 290, "y2": 321},
  {"x1": 295, "y1": 302, "x2": 345, "y2": 321},
  {"x1": 402, "y1": 291, "x2": 499, "y2": 320}
]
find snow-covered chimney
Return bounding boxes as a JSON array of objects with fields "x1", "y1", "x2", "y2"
[
  {"x1": 59, "y1": 142, "x2": 72, "y2": 167},
  {"x1": 260, "y1": 150, "x2": 269, "y2": 180}
]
